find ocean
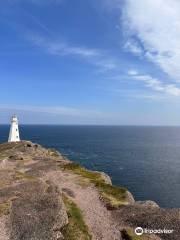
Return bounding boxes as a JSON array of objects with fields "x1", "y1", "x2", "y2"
[{"x1": 0, "y1": 125, "x2": 180, "y2": 208}]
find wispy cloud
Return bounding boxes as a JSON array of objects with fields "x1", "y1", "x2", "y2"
[
  {"x1": 128, "y1": 70, "x2": 180, "y2": 96},
  {"x1": 27, "y1": 32, "x2": 100, "y2": 57},
  {"x1": 0, "y1": 105, "x2": 106, "y2": 118},
  {"x1": 28, "y1": 14, "x2": 51, "y2": 34},
  {"x1": 123, "y1": 0, "x2": 180, "y2": 81},
  {"x1": 124, "y1": 39, "x2": 143, "y2": 56},
  {"x1": 26, "y1": 33, "x2": 117, "y2": 70},
  {"x1": 113, "y1": 88, "x2": 164, "y2": 100},
  {"x1": 0, "y1": 105, "x2": 113, "y2": 124}
]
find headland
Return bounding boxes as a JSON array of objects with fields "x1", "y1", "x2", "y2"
[{"x1": 0, "y1": 141, "x2": 179, "y2": 240}]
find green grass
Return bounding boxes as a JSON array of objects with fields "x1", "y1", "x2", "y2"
[
  {"x1": 62, "y1": 163, "x2": 103, "y2": 181},
  {"x1": 95, "y1": 181, "x2": 128, "y2": 208},
  {"x1": 62, "y1": 194, "x2": 92, "y2": 240},
  {"x1": 0, "y1": 202, "x2": 10, "y2": 216},
  {"x1": 62, "y1": 163, "x2": 129, "y2": 208},
  {"x1": 125, "y1": 228, "x2": 149, "y2": 240}
]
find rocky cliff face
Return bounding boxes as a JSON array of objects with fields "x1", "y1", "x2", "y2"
[{"x1": 0, "y1": 141, "x2": 179, "y2": 240}]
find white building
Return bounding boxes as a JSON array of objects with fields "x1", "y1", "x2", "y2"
[{"x1": 8, "y1": 115, "x2": 20, "y2": 142}]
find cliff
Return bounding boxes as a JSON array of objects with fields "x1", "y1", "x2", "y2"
[{"x1": 0, "y1": 141, "x2": 179, "y2": 240}]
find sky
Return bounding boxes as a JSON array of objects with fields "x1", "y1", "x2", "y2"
[{"x1": 1, "y1": 0, "x2": 180, "y2": 125}]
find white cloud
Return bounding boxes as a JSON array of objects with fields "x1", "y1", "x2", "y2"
[
  {"x1": 124, "y1": 39, "x2": 143, "y2": 56},
  {"x1": 134, "y1": 94, "x2": 164, "y2": 100},
  {"x1": 113, "y1": 88, "x2": 164, "y2": 100},
  {"x1": 27, "y1": 34, "x2": 99, "y2": 57},
  {"x1": 26, "y1": 33, "x2": 117, "y2": 70},
  {"x1": 123, "y1": 0, "x2": 180, "y2": 81},
  {"x1": 128, "y1": 69, "x2": 138, "y2": 76},
  {"x1": 128, "y1": 71, "x2": 180, "y2": 96}
]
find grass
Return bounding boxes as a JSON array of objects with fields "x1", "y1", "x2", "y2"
[
  {"x1": 124, "y1": 228, "x2": 149, "y2": 240},
  {"x1": 62, "y1": 194, "x2": 92, "y2": 240},
  {"x1": 61, "y1": 163, "x2": 129, "y2": 208},
  {"x1": 62, "y1": 163, "x2": 103, "y2": 181},
  {"x1": 95, "y1": 181, "x2": 128, "y2": 208},
  {"x1": 0, "y1": 179, "x2": 10, "y2": 189},
  {"x1": 0, "y1": 142, "x2": 20, "y2": 153},
  {"x1": 0, "y1": 201, "x2": 10, "y2": 216},
  {"x1": 0, "y1": 154, "x2": 5, "y2": 160},
  {"x1": 15, "y1": 171, "x2": 36, "y2": 181}
]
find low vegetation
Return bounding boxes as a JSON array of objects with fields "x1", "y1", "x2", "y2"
[
  {"x1": 15, "y1": 171, "x2": 36, "y2": 181},
  {"x1": 0, "y1": 154, "x2": 7, "y2": 160},
  {"x1": 62, "y1": 162, "x2": 103, "y2": 180},
  {"x1": 62, "y1": 163, "x2": 128, "y2": 208},
  {"x1": 0, "y1": 179, "x2": 10, "y2": 189},
  {"x1": 0, "y1": 201, "x2": 10, "y2": 216},
  {"x1": 62, "y1": 194, "x2": 92, "y2": 240},
  {"x1": 121, "y1": 228, "x2": 149, "y2": 240}
]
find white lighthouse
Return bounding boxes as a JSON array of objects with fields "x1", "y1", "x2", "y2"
[{"x1": 8, "y1": 115, "x2": 20, "y2": 142}]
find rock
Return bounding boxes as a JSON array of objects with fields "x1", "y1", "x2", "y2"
[
  {"x1": 62, "y1": 188, "x2": 75, "y2": 198},
  {"x1": 0, "y1": 140, "x2": 179, "y2": 240},
  {"x1": 113, "y1": 203, "x2": 180, "y2": 240},
  {"x1": 26, "y1": 143, "x2": 32, "y2": 148},
  {"x1": 0, "y1": 159, "x2": 8, "y2": 169},
  {"x1": 9, "y1": 154, "x2": 24, "y2": 161},
  {"x1": 94, "y1": 171, "x2": 112, "y2": 184},
  {"x1": 126, "y1": 191, "x2": 135, "y2": 205},
  {"x1": 135, "y1": 200, "x2": 159, "y2": 208},
  {"x1": 48, "y1": 148, "x2": 61, "y2": 157},
  {"x1": 9, "y1": 180, "x2": 68, "y2": 240}
]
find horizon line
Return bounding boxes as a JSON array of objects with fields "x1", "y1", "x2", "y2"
[{"x1": 1, "y1": 123, "x2": 180, "y2": 127}]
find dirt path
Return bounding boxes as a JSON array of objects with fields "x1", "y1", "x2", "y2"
[{"x1": 45, "y1": 170, "x2": 122, "y2": 240}]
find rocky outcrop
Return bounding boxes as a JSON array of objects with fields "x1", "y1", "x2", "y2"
[
  {"x1": 0, "y1": 141, "x2": 69, "y2": 240},
  {"x1": 135, "y1": 200, "x2": 159, "y2": 208},
  {"x1": 0, "y1": 141, "x2": 179, "y2": 240},
  {"x1": 10, "y1": 181, "x2": 68, "y2": 240},
  {"x1": 126, "y1": 191, "x2": 135, "y2": 205}
]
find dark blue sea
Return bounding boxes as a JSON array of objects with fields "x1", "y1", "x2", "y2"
[{"x1": 0, "y1": 125, "x2": 180, "y2": 208}]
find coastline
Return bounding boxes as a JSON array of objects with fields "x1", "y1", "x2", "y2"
[
  {"x1": 0, "y1": 125, "x2": 179, "y2": 209},
  {"x1": 0, "y1": 141, "x2": 179, "y2": 240}
]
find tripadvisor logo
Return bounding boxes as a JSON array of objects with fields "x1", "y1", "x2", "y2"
[
  {"x1": 135, "y1": 227, "x2": 174, "y2": 236},
  {"x1": 135, "y1": 227, "x2": 143, "y2": 236}
]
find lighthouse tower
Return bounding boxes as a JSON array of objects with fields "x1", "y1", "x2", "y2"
[{"x1": 8, "y1": 115, "x2": 20, "y2": 142}]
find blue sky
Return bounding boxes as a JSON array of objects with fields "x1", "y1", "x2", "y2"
[{"x1": 1, "y1": 0, "x2": 180, "y2": 125}]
